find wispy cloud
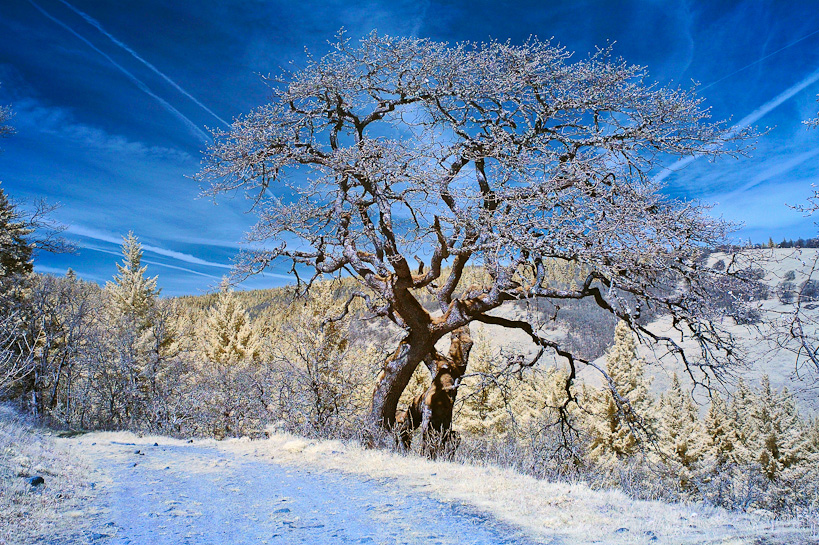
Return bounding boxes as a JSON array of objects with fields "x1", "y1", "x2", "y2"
[
  {"x1": 712, "y1": 176, "x2": 818, "y2": 233},
  {"x1": 66, "y1": 225, "x2": 233, "y2": 270},
  {"x1": 25, "y1": 0, "x2": 211, "y2": 144},
  {"x1": 722, "y1": 146, "x2": 819, "y2": 199},
  {"x1": 80, "y1": 244, "x2": 222, "y2": 279},
  {"x1": 655, "y1": 66, "x2": 819, "y2": 182},
  {"x1": 12, "y1": 98, "x2": 191, "y2": 161},
  {"x1": 408, "y1": 0, "x2": 430, "y2": 37},
  {"x1": 80, "y1": 239, "x2": 292, "y2": 283},
  {"x1": 699, "y1": 27, "x2": 819, "y2": 92},
  {"x1": 727, "y1": 68, "x2": 819, "y2": 135},
  {"x1": 56, "y1": 0, "x2": 230, "y2": 129}
]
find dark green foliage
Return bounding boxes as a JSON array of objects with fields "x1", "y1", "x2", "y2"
[{"x1": 0, "y1": 184, "x2": 33, "y2": 280}]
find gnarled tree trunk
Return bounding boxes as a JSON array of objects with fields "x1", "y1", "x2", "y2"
[
  {"x1": 369, "y1": 330, "x2": 432, "y2": 431},
  {"x1": 393, "y1": 326, "x2": 473, "y2": 458}
]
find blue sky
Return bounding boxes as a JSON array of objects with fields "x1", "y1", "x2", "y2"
[{"x1": 1, "y1": 0, "x2": 819, "y2": 296}]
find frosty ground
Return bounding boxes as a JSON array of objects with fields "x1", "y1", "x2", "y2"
[{"x1": 36, "y1": 431, "x2": 815, "y2": 545}]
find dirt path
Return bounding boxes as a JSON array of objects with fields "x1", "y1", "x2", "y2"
[
  {"x1": 71, "y1": 436, "x2": 542, "y2": 545},
  {"x1": 52, "y1": 432, "x2": 815, "y2": 545}
]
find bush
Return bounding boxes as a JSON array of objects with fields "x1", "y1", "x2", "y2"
[
  {"x1": 778, "y1": 281, "x2": 796, "y2": 304},
  {"x1": 801, "y1": 279, "x2": 819, "y2": 302},
  {"x1": 730, "y1": 306, "x2": 763, "y2": 325},
  {"x1": 740, "y1": 267, "x2": 766, "y2": 281}
]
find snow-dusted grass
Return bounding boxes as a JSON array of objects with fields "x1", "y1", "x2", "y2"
[
  {"x1": 53, "y1": 423, "x2": 817, "y2": 544},
  {"x1": 209, "y1": 430, "x2": 813, "y2": 545},
  {"x1": 0, "y1": 406, "x2": 96, "y2": 544}
]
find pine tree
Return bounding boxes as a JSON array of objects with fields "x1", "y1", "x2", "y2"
[
  {"x1": 102, "y1": 233, "x2": 164, "y2": 428},
  {"x1": 193, "y1": 279, "x2": 263, "y2": 437},
  {"x1": 752, "y1": 377, "x2": 808, "y2": 481},
  {"x1": 0, "y1": 183, "x2": 33, "y2": 280},
  {"x1": 702, "y1": 392, "x2": 745, "y2": 469},
  {"x1": 697, "y1": 390, "x2": 755, "y2": 509},
  {"x1": 456, "y1": 333, "x2": 512, "y2": 438},
  {"x1": 809, "y1": 418, "x2": 819, "y2": 454},
  {"x1": 510, "y1": 367, "x2": 554, "y2": 432},
  {"x1": 727, "y1": 378, "x2": 757, "y2": 461},
  {"x1": 657, "y1": 373, "x2": 704, "y2": 489},
  {"x1": 742, "y1": 376, "x2": 816, "y2": 511},
  {"x1": 584, "y1": 321, "x2": 656, "y2": 464},
  {"x1": 106, "y1": 232, "x2": 159, "y2": 327},
  {"x1": 202, "y1": 279, "x2": 261, "y2": 366}
]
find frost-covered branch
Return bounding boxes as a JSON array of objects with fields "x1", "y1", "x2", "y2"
[{"x1": 198, "y1": 32, "x2": 756, "y2": 434}]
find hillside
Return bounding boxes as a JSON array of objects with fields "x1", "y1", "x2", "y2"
[
  {"x1": 644, "y1": 248, "x2": 819, "y2": 415},
  {"x1": 4, "y1": 250, "x2": 819, "y2": 543}
]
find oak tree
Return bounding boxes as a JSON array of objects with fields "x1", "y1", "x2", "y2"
[{"x1": 198, "y1": 33, "x2": 752, "y2": 451}]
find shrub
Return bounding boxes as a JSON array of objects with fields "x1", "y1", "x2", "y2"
[
  {"x1": 778, "y1": 281, "x2": 796, "y2": 304},
  {"x1": 800, "y1": 279, "x2": 819, "y2": 302}
]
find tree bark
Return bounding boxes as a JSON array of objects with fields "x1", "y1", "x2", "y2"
[
  {"x1": 393, "y1": 326, "x2": 473, "y2": 458},
  {"x1": 369, "y1": 330, "x2": 433, "y2": 431}
]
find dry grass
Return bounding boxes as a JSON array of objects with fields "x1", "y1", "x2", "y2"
[{"x1": 0, "y1": 406, "x2": 96, "y2": 545}]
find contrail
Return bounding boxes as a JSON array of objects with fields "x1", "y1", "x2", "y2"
[
  {"x1": 70, "y1": 226, "x2": 295, "y2": 280},
  {"x1": 700, "y1": 27, "x2": 819, "y2": 92},
  {"x1": 654, "y1": 66, "x2": 819, "y2": 182},
  {"x1": 26, "y1": 0, "x2": 210, "y2": 144},
  {"x1": 726, "y1": 67, "x2": 819, "y2": 136},
  {"x1": 66, "y1": 225, "x2": 232, "y2": 269},
  {"x1": 57, "y1": 0, "x2": 230, "y2": 128},
  {"x1": 722, "y1": 146, "x2": 819, "y2": 199},
  {"x1": 82, "y1": 244, "x2": 223, "y2": 279}
]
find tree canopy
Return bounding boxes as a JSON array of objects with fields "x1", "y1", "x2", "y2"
[{"x1": 198, "y1": 33, "x2": 754, "y2": 444}]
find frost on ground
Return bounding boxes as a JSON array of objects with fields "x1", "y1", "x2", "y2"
[
  {"x1": 62, "y1": 432, "x2": 537, "y2": 545},
  {"x1": 52, "y1": 430, "x2": 816, "y2": 545},
  {"x1": 0, "y1": 406, "x2": 97, "y2": 545}
]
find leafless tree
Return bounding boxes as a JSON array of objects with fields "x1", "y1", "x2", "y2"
[
  {"x1": 0, "y1": 106, "x2": 12, "y2": 139},
  {"x1": 0, "y1": 84, "x2": 13, "y2": 139},
  {"x1": 0, "y1": 311, "x2": 34, "y2": 395},
  {"x1": 198, "y1": 33, "x2": 753, "y2": 451},
  {"x1": 761, "y1": 93, "x2": 819, "y2": 380}
]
